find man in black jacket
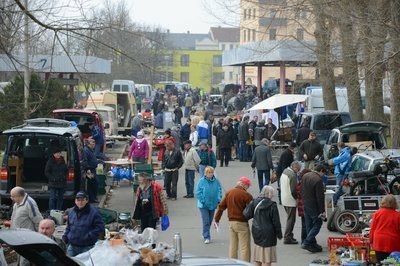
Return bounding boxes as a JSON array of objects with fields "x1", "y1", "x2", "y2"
[
  {"x1": 300, "y1": 164, "x2": 327, "y2": 253},
  {"x1": 298, "y1": 131, "x2": 323, "y2": 170},
  {"x1": 162, "y1": 140, "x2": 184, "y2": 200},
  {"x1": 276, "y1": 142, "x2": 296, "y2": 204}
]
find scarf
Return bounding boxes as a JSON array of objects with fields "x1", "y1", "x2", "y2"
[{"x1": 135, "y1": 138, "x2": 145, "y2": 144}]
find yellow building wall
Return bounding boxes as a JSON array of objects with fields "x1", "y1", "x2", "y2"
[{"x1": 163, "y1": 49, "x2": 223, "y2": 92}]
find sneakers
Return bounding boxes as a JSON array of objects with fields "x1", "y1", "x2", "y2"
[
  {"x1": 183, "y1": 195, "x2": 194, "y2": 198},
  {"x1": 301, "y1": 244, "x2": 323, "y2": 253},
  {"x1": 284, "y1": 239, "x2": 299, "y2": 244},
  {"x1": 204, "y1": 239, "x2": 210, "y2": 244}
]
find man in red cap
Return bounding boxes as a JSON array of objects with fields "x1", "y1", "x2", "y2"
[{"x1": 214, "y1": 176, "x2": 253, "y2": 262}]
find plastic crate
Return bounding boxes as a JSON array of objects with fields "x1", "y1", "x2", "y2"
[
  {"x1": 346, "y1": 233, "x2": 370, "y2": 247},
  {"x1": 328, "y1": 237, "x2": 352, "y2": 251}
]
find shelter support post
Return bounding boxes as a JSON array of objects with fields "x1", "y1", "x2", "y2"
[
  {"x1": 280, "y1": 62, "x2": 286, "y2": 94},
  {"x1": 257, "y1": 63, "x2": 262, "y2": 97},
  {"x1": 241, "y1": 65, "x2": 245, "y2": 90}
]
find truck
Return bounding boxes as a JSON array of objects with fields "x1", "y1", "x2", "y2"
[{"x1": 86, "y1": 90, "x2": 137, "y2": 135}]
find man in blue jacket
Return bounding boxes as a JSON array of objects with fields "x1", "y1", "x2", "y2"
[
  {"x1": 329, "y1": 142, "x2": 352, "y2": 206},
  {"x1": 63, "y1": 191, "x2": 105, "y2": 257}
]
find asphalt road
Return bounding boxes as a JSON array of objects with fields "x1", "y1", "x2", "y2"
[{"x1": 102, "y1": 140, "x2": 343, "y2": 266}]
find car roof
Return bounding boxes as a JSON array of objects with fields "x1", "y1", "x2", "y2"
[
  {"x1": 338, "y1": 121, "x2": 387, "y2": 133},
  {"x1": 300, "y1": 110, "x2": 350, "y2": 115},
  {"x1": 0, "y1": 229, "x2": 82, "y2": 266},
  {"x1": 2, "y1": 118, "x2": 81, "y2": 136},
  {"x1": 85, "y1": 106, "x2": 115, "y2": 112},
  {"x1": 53, "y1": 108, "x2": 99, "y2": 115}
]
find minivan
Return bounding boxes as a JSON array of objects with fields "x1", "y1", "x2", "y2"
[
  {"x1": 0, "y1": 118, "x2": 83, "y2": 207},
  {"x1": 294, "y1": 111, "x2": 352, "y2": 145},
  {"x1": 111, "y1": 80, "x2": 135, "y2": 95}
]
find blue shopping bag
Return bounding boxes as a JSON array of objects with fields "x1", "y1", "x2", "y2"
[{"x1": 161, "y1": 215, "x2": 170, "y2": 231}]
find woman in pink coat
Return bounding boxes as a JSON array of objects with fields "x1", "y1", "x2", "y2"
[{"x1": 128, "y1": 131, "x2": 149, "y2": 163}]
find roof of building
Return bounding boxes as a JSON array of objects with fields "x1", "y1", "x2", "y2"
[
  {"x1": 222, "y1": 40, "x2": 325, "y2": 67},
  {"x1": 165, "y1": 33, "x2": 210, "y2": 50},
  {"x1": 210, "y1": 27, "x2": 240, "y2": 43},
  {"x1": 0, "y1": 54, "x2": 111, "y2": 74}
]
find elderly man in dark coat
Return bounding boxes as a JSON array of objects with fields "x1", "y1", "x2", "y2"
[{"x1": 251, "y1": 138, "x2": 273, "y2": 192}]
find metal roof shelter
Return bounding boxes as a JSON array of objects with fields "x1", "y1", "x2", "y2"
[
  {"x1": 0, "y1": 54, "x2": 111, "y2": 74},
  {"x1": 222, "y1": 40, "x2": 320, "y2": 93}
]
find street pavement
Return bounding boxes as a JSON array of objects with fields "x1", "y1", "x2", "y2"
[{"x1": 102, "y1": 144, "x2": 342, "y2": 266}]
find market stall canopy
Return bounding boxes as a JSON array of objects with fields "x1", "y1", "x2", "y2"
[{"x1": 248, "y1": 94, "x2": 309, "y2": 111}]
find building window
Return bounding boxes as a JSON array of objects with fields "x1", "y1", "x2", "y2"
[
  {"x1": 252, "y1": 29, "x2": 256, "y2": 41},
  {"x1": 243, "y1": 9, "x2": 247, "y2": 20},
  {"x1": 243, "y1": 29, "x2": 246, "y2": 42},
  {"x1": 213, "y1": 55, "x2": 222, "y2": 67},
  {"x1": 229, "y1": 44, "x2": 234, "y2": 50},
  {"x1": 270, "y1": 8, "x2": 277, "y2": 17},
  {"x1": 180, "y1": 54, "x2": 189, "y2": 66},
  {"x1": 229, "y1": 71, "x2": 233, "y2": 80},
  {"x1": 181, "y1": 72, "x2": 189, "y2": 82},
  {"x1": 269, "y1": 28, "x2": 277, "y2": 40},
  {"x1": 221, "y1": 44, "x2": 226, "y2": 50},
  {"x1": 296, "y1": 28, "x2": 304, "y2": 40},
  {"x1": 212, "y1": 73, "x2": 224, "y2": 84},
  {"x1": 247, "y1": 30, "x2": 251, "y2": 42},
  {"x1": 253, "y1": 8, "x2": 256, "y2": 19},
  {"x1": 163, "y1": 54, "x2": 173, "y2": 66}
]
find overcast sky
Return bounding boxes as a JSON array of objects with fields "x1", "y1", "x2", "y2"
[{"x1": 128, "y1": 0, "x2": 239, "y2": 33}]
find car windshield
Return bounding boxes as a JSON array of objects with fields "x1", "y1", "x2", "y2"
[{"x1": 313, "y1": 114, "x2": 351, "y2": 130}]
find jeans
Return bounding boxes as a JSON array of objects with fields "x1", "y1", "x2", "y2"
[
  {"x1": 49, "y1": 187, "x2": 65, "y2": 210},
  {"x1": 336, "y1": 173, "x2": 345, "y2": 186},
  {"x1": 164, "y1": 170, "x2": 179, "y2": 198},
  {"x1": 300, "y1": 216, "x2": 307, "y2": 245},
  {"x1": 199, "y1": 165, "x2": 206, "y2": 178},
  {"x1": 199, "y1": 208, "x2": 215, "y2": 240},
  {"x1": 228, "y1": 221, "x2": 251, "y2": 262},
  {"x1": 86, "y1": 174, "x2": 98, "y2": 203},
  {"x1": 303, "y1": 205, "x2": 323, "y2": 247},
  {"x1": 257, "y1": 169, "x2": 271, "y2": 192},
  {"x1": 333, "y1": 174, "x2": 347, "y2": 205},
  {"x1": 238, "y1": 141, "x2": 249, "y2": 161},
  {"x1": 185, "y1": 169, "x2": 195, "y2": 196},
  {"x1": 67, "y1": 244, "x2": 94, "y2": 257}
]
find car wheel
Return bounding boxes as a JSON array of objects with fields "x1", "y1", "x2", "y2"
[
  {"x1": 389, "y1": 177, "x2": 400, "y2": 195},
  {"x1": 334, "y1": 209, "x2": 360, "y2": 235},
  {"x1": 327, "y1": 208, "x2": 339, "y2": 232}
]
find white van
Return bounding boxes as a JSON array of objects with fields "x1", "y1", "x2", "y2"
[
  {"x1": 84, "y1": 106, "x2": 118, "y2": 136},
  {"x1": 111, "y1": 80, "x2": 135, "y2": 95}
]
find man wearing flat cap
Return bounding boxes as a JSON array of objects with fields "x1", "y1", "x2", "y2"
[
  {"x1": 63, "y1": 191, "x2": 105, "y2": 257},
  {"x1": 214, "y1": 176, "x2": 253, "y2": 262},
  {"x1": 133, "y1": 172, "x2": 168, "y2": 232}
]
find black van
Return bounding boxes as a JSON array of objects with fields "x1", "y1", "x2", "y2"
[
  {"x1": 0, "y1": 118, "x2": 83, "y2": 207},
  {"x1": 294, "y1": 111, "x2": 352, "y2": 145}
]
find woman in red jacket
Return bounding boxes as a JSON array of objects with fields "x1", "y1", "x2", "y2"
[{"x1": 369, "y1": 194, "x2": 400, "y2": 263}]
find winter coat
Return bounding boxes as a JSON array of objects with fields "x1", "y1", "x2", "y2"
[
  {"x1": 276, "y1": 148, "x2": 294, "y2": 178},
  {"x1": 196, "y1": 176, "x2": 222, "y2": 210},
  {"x1": 370, "y1": 208, "x2": 400, "y2": 253},
  {"x1": 253, "y1": 125, "x2": 266, "y2": 146},
  {"x1": 133, "y1": 181, "x2": 168, "y2": 220},
  {"x1": 63, "y1": 203, "x2": 105, "y2": 247},
  {"x1": 300, "y1": 171, "x2": 325, "y2": 214},
  {"x1": 217, "y1": 129, "x2": 234, "y2": 149},
  {"x1": 180, "y1": 123, "x2": 191, "y2": 141},
  {"x1": 155, "y1": 135, "x2": 175, "y2": 161},
  {"x1": 238, "y1": 122, "x2": 250, "y2": 141},
  {"x1": 91, "y1": 125, "x2": 104, "y2": 145},
  {"x1": 280, "y1": 167, "x2": 298, "y2": 207},
  {"x1": 11, "y1": 194, "x2": 43, "y2": 231},
  {"x1": 82, "y1": 145, "x2": 98, "y2": 171},
  {"x1": 162, "y1": 149, "x2": 184, "y2": 170},
  {"x1": 251, "y1": 143, "x2": 273, "y2": 170},
  {"x1": 128, "y1": 139, "x2": 149, "y2": 160},
  {"x1": 183, "y1": 147, "x2": 201, "y2": 170},
  {"x1": 45, "y1": 156, "x2": 68, "y2": 189},
  {"x1": 196, "y1": 120, "x2": 209, "y2": 139},
  {"x1": 243, "y1": 197, "x2": 283, "y2": 247},
  {"x1": 198, "y1": 148, "x2": 217, "y2": 168},
  {"x1": 332, "y1": 147, "x2": 351, "y2": 175},
  {"x1": 299, "y1": 139, "x2": 323, "y2": 161}
]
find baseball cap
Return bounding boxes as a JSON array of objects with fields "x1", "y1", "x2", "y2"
[
  {"x1": 75, "y1": 191, "x2": 88, "y2": 199},
  {"x1": 239, "y1": 176, "x2": 251, "y2": 186}
]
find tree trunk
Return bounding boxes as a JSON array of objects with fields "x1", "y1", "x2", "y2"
[
  {"x1": 360, "y1": 0, "x2": 388, "y2": 122},
  {"x1": 389, "y1": 0, "x2": 400, "y2": 148},
  {"x1": 312, "y1": 4, "x2": 336, "y2": 110},
  {"x1": 336, "y1": 0, "x2": 363, "y2": 121}
]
